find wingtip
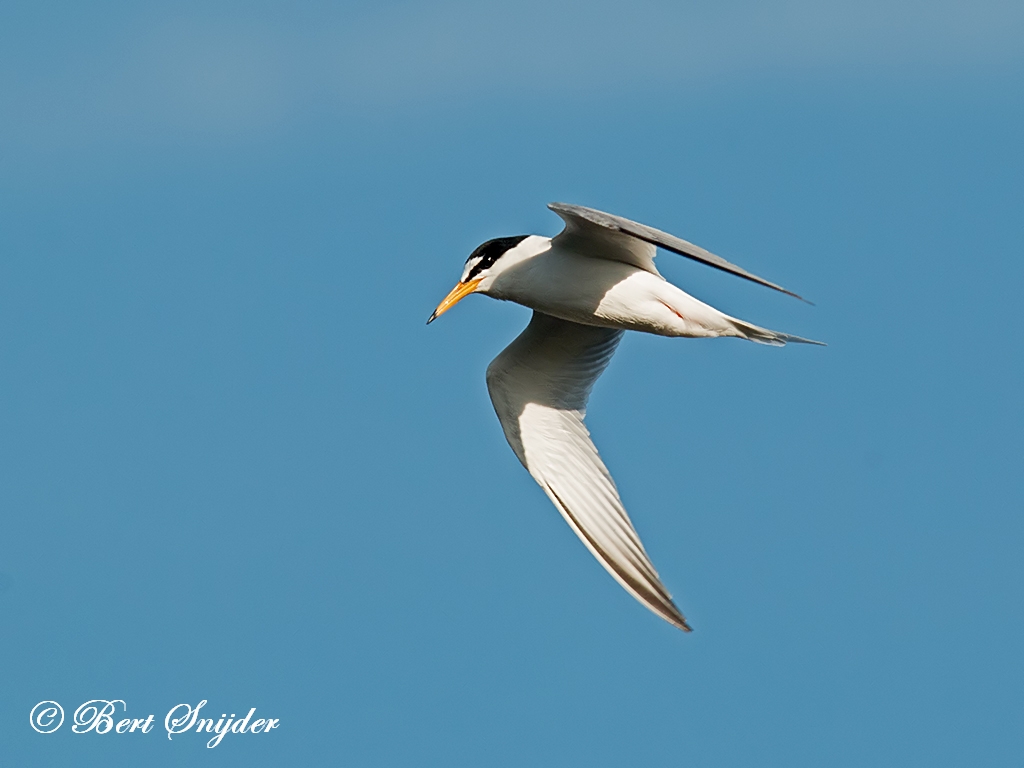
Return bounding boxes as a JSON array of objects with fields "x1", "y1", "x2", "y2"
[
  {"x1": 776, "y1": 285, "x2": 817, "y2": 306},
  {"x1": 665, "y1": 603, "x2": 693, "y2": 632},
  {"x1": 795, "y1": 293, "x2": 816, "y2": 306}
]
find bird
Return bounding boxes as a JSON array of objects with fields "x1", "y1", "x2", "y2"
[{"x1": 428, "y1": 203, "x2": 822, "y2": 631}]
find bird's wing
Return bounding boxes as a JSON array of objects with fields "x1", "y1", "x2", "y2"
[
  {"x1": 486, "y1": 311, "x2": 691, "y2": 631},
  {"x1": 549, "y1": 202, "x2": 805, "y2": 301}
]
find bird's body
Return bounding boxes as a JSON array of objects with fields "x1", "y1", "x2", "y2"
[
  {"x1": 430, "y1": 203, "x2": 822, "y2": 631},
  {"x1": 484, "y1": 235, "x2": 798, "y2": 342}
]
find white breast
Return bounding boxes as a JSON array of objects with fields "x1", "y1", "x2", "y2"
[
  {"x1": 488, "y1": 243, "x2": 726, "y2": 337},
  {"x1": 488, "y1": 245, "x2": 643, "y2": 323}
]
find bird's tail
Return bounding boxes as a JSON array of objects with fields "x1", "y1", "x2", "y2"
[{"x1": 729, "y1": 318, "x2": 826, "y2": 347}]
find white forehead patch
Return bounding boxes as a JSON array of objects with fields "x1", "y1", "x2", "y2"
[{"x1": 461, "y1": 256, "x2": 483, "y2": 283}]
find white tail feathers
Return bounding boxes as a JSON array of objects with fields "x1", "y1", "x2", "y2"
[{"x1": 730, "y1": 318, "x2": 826, "y2": 347}]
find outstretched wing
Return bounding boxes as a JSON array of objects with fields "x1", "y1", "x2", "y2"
[
  {"x1": 549, "y1": 201, "x2": 806, "y2": 301},
  {"x1": 486, "y1": 311, "x2": 691, "y2": 631}
]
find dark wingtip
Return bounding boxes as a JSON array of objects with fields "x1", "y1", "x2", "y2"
[
  {"x1": 426, "y1": 311, "x2": 437, "y2": 325},
  {"x1": 795, "y1": 293, "x2": 815, "y2": 306},
  {"x1": 669, "y1": 604, "x2": 693, "y2": 632},
  {"x1": 777, "y1": 286, "x2": 814, "y2": 305}
]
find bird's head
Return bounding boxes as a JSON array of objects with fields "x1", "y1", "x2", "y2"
[{"x1": 427, "y1": 235, "x2": 531, "y2": 323}]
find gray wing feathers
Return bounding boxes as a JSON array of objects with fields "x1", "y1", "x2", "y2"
[
  {"x1": 549, "y1": 202, "x2": 806, "y2": 302},
  {"x1": 547, "y1": 204, "x2": 660, "y2": 275},
  {"x1": 486, "y1": 312, "x2": 691, "y2": 631}
]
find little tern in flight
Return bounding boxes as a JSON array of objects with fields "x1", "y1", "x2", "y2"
[{"x1": 429, "y1": 203, "x2": 822, "y2": 631}]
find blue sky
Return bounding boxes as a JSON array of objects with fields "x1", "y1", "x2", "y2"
[{"x1": 2, "y1": 2, "x2": 1023, "y2": 765}]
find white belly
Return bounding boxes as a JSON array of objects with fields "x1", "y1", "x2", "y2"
[{"x1": 489, "y1": 248, "x2": 740, "y2": 339}]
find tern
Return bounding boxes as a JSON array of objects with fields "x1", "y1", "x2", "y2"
[{"x1": 428, "y1": 203, "x2": 822, "y2": 631}]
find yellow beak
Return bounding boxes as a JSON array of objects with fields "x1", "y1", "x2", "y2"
[{"x1": 427, "y1": 278, "x2": 482, "y2": 324}]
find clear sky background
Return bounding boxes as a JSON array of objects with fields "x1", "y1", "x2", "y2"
[{"x1": 1, "y1": 1, "x2": 1022, "y2": 765}]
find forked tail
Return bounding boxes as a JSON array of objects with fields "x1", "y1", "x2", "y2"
[{"x1": 730, "y1": 318, "x2": 826, "y2": 347}]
